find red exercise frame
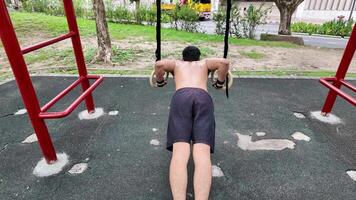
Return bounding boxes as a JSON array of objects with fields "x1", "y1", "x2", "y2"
[
  {"x1": 0, "y1": 0, "x2": 103, "y2": 163},
  {"x1": 319, "y1": 24, "x2": 356, "y2": 114}
]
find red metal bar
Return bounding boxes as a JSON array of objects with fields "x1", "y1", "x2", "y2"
[
  {"x1": 320, "y1": 24, "x2": 356, "y2": 113},
  {"x1": 0, "y1": 0, "x2": 57, "y2": 163},
  {"x1": 63, "y1": 0, "x2": 95, "y2": 113},
  {"x1": 39, "y1": 75, "x2": 103, "y2": 119},
  {"x1": 41, "y1": 77, "x2": 85, "y2": 112},
  {"x1": 320, "y1": 78, "x2": 356, "y2": 106},
  {"x1": 340, "y1": 80, "x2": 356, "y2": 92},
  {"x1": 21, "y1": 32, "x2": 76, "y2": 54}
]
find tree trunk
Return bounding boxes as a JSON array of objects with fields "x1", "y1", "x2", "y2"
[
  {"x1": 12, "y1": 0, "x2": 19, "y2": 10},
  {"x1": 274, "y1": 0, "x2": 305, "y2": 35},
  {"x1": 278, "y1": 7, "x2": 293, "y2": 35},
  {"x1": 136, "y1": 0, "x2": 140, "y2": 9},
  {"x1": 92, "y1": 0, "x2": 112, "y2": 63}
]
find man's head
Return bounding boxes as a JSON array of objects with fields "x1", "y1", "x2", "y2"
[{"x1": 182, "y1": 46, "x2": 201, "y2": 61}]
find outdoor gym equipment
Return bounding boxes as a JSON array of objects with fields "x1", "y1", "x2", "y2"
[
  {"x1": 319, "y1": 24, "x2": 356, "y2": 114},
  {"x1": 0, "y1": 0, "x2": 103, "y2": 163},
  {"x1": 150, "y1": 0, "x2": 234, "y2": 95}
]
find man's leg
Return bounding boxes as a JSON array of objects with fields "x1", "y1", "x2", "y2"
[
  {"x1": 170, "y1": 142, "x2": 191, "y2": 200},
  {"x1": 193, "y1": 143, "x2": 212, "y2": 200}
]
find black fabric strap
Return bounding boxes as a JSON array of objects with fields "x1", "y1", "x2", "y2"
[
  {"x1": 223, "y1": 0, "x2": 231, "y2": 98},
  {"x1": 216, "y1": 79, "x2": 225, "y2": 85},
  {"x1": 156, "y1": 0, "x2": 161, "y2": 61}
]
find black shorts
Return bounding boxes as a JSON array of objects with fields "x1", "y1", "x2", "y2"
[{"x1": 167, "y1": 87, "x2": 215, "y2": 153}]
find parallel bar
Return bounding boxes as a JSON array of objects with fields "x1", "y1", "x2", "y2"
[
  {"x1": 320, "y1": 23, "x2": 356, "y2": 113},
  {"x1": 41, "y1": 76, "x2": 85, "y2": 112},
  {"x1": 21, "y1": 32, "x2": 76, "y2": 55},
  {"x1": 340, "y1": 80, "x2": 356, "y2": 92},
  {"x1": 320, "y1": 78, "x2": 356, "y2": 106},
  {"x1": 323, "y1": 77, "x2": 356, "y2": 92},
  {"x1": 39, "y1": 75, "x2": 103, "y2": 119}
]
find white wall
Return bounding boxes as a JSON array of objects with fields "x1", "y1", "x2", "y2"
[{"x1": 295, "y1": 0, "x2": 356, "y2": 23}]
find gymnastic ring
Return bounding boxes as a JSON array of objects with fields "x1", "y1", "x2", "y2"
[
  {"x1": 150, "y1": 70, "x2": 169, "y2": 87},
  {"x1": 210, "y1": 70, "x2": 233, "y2": 89}
]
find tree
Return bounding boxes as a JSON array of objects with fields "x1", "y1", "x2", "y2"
[
  {"x1": 11, "y1": 0, "x2": 19, "y2": 10},
  {"x1": 92, "y1": 0, "x2": 112, "y2": 63},
  {"x1": 272, "y1": 0, "x2": 304, "y2": 35}
]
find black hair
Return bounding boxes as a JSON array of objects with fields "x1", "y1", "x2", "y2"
[{"x1": 182, "y1": 46, "x2": 201, "y2": 61}]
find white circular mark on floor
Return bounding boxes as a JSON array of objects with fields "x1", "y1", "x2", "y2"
[
  {"x1": 14, "y1": 109, "x2": 27, "y2": 115},
  {"x1": 152, "y1": 128, "x2": 158, "y2": 132},
  {"x1": 223, "y1": 141, "x2": 229, "y2": 144},
  {"x1": 150, "y1": 139, "x2": 160, "y2": 146},
  {"x1": 293, "y1": 112, "x2": 305, "y2": 119},
  {"x1": 212, "y1": 165, "x2": 224, "y2": 177},
  {"x1": 346, "y1": 170, "x2": 356, "y2": 181},
  {"x1": 22, "y1": 133, "x2": 37, "y2": 144},
  {"x1": 78, "y1": 108, "x2": 104, "y2": 120},
  {"x1": 291, "y1": 132, "x2": 311, "y2": 141},
  {"x1": 33, "y1": 153, "x2": 69, "y2": 177},
  {"x1": 108, "y1": 110, "x2": 119, "y2": 116},
  {"x1": 84, "y1": 157, "x2": 90, "y2": 162},
  {"x1": 68, "y1": 163, "x2": 88, "y2": 175},
  {"x1": 310, "y1": 111, "x2": 342, "y2": 125},
  {"x1": 235, "y1": 133, "x2": 295, "y2": 151},
  {"x1": 151, "y1": 113, "x2": 157, "y2": 115},
  {"x1": 255, "y1": 132, "x2": 266, "y2": 137}
]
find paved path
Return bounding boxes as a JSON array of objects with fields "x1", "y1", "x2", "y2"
[{"x1": 198, "y1": 21, "x2": 348, "y2": 49}]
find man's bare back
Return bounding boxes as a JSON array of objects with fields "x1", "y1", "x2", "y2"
[{"x1": 154, "y1": 58, "x2": 230, "y2": 91}]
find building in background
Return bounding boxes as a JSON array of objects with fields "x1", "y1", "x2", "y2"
[
  {"x1": 235, "y1": 0, "x2": 356, "y2": 23},
  {"x1": 296, "y1": 0, "x2": 356, "y2": 22},
  {"x1": 110, "y1": 0, "x2": 356, "y2": 23}
]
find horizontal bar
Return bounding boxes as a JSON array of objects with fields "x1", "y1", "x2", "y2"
[
  {"x1": 322, "y1": 77, "x2": 356, "y2": 93},
  {"x1": 320, "y1": 78, "x2": 356, "y2": 106},
  {"x1": 340, "y1": 80, "x2": 356, "y2": 92},
  {"x1": 39, "y1": 75, "x2": 103, "y2": 119},
  {"x1": 21, "y1": 32, "x2": 76, "y2": 55},
  {"x1": 41, "y1": 76, "x2": 85, "y2": 112}
]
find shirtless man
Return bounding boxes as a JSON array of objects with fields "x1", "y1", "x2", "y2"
[{"x1": 154, "y1": 46, "x2": 230, "y2": 200}]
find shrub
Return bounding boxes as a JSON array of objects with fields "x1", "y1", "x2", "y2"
[
  {"x1": 242, "y1": 4, "x2": 270, "y2": 39},
  {"x1": 111, "y1": 6, "x2": 133, "y2": 23},
  {"x1": 177, "y1": 5, "x2": 200, "y2": 32},
  {"x1": 292, "y1": 18, "x2": 354, "y2": 37},
  {"x1": 214, "y1": 4, "x2": 266, "y2": 39},
  {"x1": 213, "y1": 7, "x2": 226, "y2": 35},
  {"x1": 166, "y1": 4, "x2": 180, "y2": 30},
  {"x1": 134, "y1": 6, "x2": 148, "y2": 24}
]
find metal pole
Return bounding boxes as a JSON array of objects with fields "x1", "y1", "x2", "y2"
[
  {"x1": 63, "y1": 0, "x2": 95, "y2": 113},
  {"x1": 0, "y1": 0, "x2": 57, "y2": 163},
  {"x1": 349, "y1": 0, "x2": 356, "y2": 21},
  {"x1": 321, "y1": 23, "x2": 356, "y2": 114}
]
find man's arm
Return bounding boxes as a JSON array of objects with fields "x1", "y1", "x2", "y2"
[
  {"x1": 204, "y1": 58, "x2": 230, "y2": 82},
  {"x1": 155, "y1": 59, "x2": 176, "y2": 82}
]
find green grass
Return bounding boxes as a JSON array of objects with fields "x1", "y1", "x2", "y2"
[
  {"x1": 10, "y1": 12, "x2": 297, "y2": 48},
  {"x1": 240, "y1": 50, "x2": 265, "y2": 59},
  {"x1": 24, "y1": 46, "x2": 136, "y2": 66}
]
